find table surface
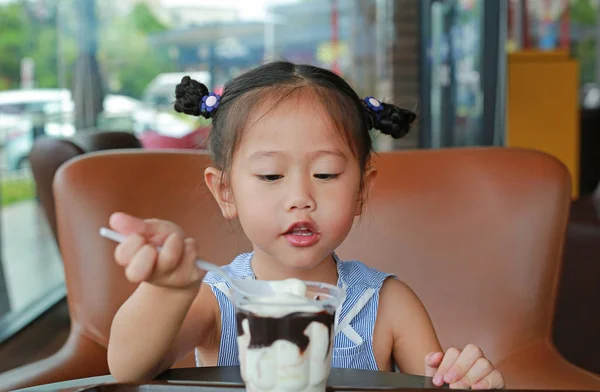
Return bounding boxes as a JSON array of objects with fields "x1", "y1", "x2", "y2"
[
  {"x1": 14, "y1": 366, "x2": 600, "y2": 392},
  {"x1": 66, "y1": 384, "x2": 442, "y2": 392},
  {"x1": 15, "y1": 367, "x2": 440, "y2": 391}
]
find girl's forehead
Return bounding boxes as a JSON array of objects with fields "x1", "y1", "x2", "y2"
[
  {"x1": 238, "y1": 93, "x2": 350, "y2": 150},
  {"x1": 249, "y1": 93, "x2": 331, "y2": 126}
]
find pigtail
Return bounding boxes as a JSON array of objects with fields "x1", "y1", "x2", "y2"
[
  {"x1": 174, "y1": 76, "x2": 215, "y2": 119},
  {"x1": 362, "y1": 97, "x2": 417, "y2": 139}
]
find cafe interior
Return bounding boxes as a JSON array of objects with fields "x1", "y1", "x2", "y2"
[{"x1": 0, "y1": 0, "x2": 599, "y2": 391}]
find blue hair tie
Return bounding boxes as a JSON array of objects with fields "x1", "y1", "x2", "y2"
[
  {"x1": 200, "y1": 92, "x2": 221, "y2": 115},
  {"x1": 364, "y1": 96, "x2": 383, "y2": 123},
  {"x1": 364, "y1": 96, "x2": 383, "y2": 113}
]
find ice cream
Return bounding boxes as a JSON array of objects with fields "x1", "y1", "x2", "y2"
[{"x1": 234, "y1": 278, "x2": 344, "y2": 392}]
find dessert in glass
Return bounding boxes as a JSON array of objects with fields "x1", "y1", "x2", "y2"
[{"x1": 233, "y1": 278, "x2": 345, "y2": 392}]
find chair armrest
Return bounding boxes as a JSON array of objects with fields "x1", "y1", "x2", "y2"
[
  {"x1": 0, "y1": 330, "x2": 109, "y2": 391},
  {"x1": 497, "y1": 339, "x2": 600, "y2": 390}
]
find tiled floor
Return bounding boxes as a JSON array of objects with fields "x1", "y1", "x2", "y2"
[{"x1": 1, "y1": 200, "x2": 64, "y2": 315}]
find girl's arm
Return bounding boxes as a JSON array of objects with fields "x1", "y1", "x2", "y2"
[
  {"x1": 378, "y1": 278, "x2": 442, "y2": 375},
  {"x1": 380, "y1": 279, "x2": 504, "y2": 389},
  {"x1": 107, "y1": 281, "x2": 219, "y2": 382}
]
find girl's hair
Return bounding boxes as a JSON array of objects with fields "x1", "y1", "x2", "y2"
[{"x1": 174, "y1": 61, "x2": 416, "y2": 177}]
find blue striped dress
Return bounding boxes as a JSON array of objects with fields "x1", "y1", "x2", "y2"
[{"x1": 199, "y1": 252, "x2": 395, "y2": 371}]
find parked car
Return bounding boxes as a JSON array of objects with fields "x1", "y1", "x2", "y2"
[
  {"x1": 0, "y1": 89, "x2": 71, "y2": 147},
  {"x1": 2, "y1": 91, "x2": 141, "y2": 172},
  {"x1": 1, "y1": 83, "x2": 208, "y2": 172}
]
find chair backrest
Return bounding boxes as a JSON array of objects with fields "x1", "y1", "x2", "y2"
[
  {"x1": 53, "y1": 147, "x2": 570, "y2": 368},
  {"x1": 337, "y1": 148, "x2": 571, "y2": 364},
  {"x1": 53, "y1": 149, "x2": 251, "y2": 352},
  {"x1": 30, "y1": 131, "x2": 142, "y2": 243}
]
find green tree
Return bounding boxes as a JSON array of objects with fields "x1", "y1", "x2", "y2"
[
  {"x1": 132, "y1": 3, "x2": 167, "y2": 34},
  {"x1": 0, "y1": 3, "x2": 28, "y2": 90},
  {"x1": 570, "y1": 0, "x2": 596, "y2": 26},
  {"x1": 30, "y1": 24, "x2": 78, "y2": 89},
  {"x1": 98, "y1": 3, "x2": 175, "y2": 98},
  {"x1": 570, "y1": 0, "x2": 598, "y2": 84},
  {"x1": 0, "y1": 0, "x2": 78, "y2": 91},
  {"x1": 0, "y1": 0, "x2": 171, "y2": 95}
]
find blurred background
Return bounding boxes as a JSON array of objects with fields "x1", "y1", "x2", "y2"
[{"x1": 0, "y1": 0, "x2": 598, "y2": 365}]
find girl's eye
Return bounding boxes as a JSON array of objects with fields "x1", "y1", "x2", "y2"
[
  {"x1": 314, "y1": 173, "x2": 340, "y2": 180},
  {"x1": 258, "y1": 175, "x2": 283, "y2": 182}
]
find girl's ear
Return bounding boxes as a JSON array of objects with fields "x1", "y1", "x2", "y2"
[
  {"x1": 204, "y1": 167, "x2": 238, "y2": 219},
  {"x1": 356, "y1": 166, "x2": 377, "y2": 216}
]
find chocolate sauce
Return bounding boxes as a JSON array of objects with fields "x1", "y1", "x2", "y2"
[{"x1": 236, "y1": 308, "x2": 336, "y2": 355}]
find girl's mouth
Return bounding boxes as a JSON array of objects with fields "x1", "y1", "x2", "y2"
[{"x1": 283, "y1": 222, "x2": 320, "y2": 247}]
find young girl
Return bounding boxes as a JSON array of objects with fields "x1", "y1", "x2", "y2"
[{"x1": 107, "y1": 61, "x2": 505, "y2": 389}]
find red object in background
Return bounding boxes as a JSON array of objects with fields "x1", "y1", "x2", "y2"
[
  {"x1": 330, "y1": 0, "x2": 339, "y2": 74},
  {"x1": 520, "y1": 0, "x2": 570, "y2": 50},
  {"x1": 523, "y1": 0, "x2": 530, "y2": 48},
  {"x1": 138, "y1": 127, "x2": 210, "y2": 150},
  {"x1": 558, "y1": 0, "x2": 570, "y2": 50}
]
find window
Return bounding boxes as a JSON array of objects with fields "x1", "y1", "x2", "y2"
[{"x1": 0, "y1": 0, "x2": 412, "y2": 340}]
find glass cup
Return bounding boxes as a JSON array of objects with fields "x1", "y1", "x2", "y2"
[{"x1": 233, "y1": 281, "x2": 345, "y2": 392}]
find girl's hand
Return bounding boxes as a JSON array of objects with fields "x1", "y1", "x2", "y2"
[
  {"x1": 109, "y1": 212, "x2": 204, "y2": 290},
  {"x1": 425, "y1": 345, "x2": 505, "y2": 389}
]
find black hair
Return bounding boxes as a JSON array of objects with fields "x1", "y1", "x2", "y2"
[{"x1": 174, "y1": 61, "x2": 416, "y2": 178}]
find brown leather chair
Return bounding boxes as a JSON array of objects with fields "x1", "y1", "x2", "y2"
[
  {"x1": 337, "y1": 148, "x2": 600, "y2": 389},
  {"x1": 1, "y1": 148, "x2": 599, "y2": 390},
  {"x1": 0, "y1": 149, "x2": 251, "y2": 391},
  {"x1": 29, "y1": 130, "x2": 142, "y2": 245}
]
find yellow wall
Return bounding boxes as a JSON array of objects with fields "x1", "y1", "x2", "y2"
[{"x1": 507, "y1": 50, "x2": 580, "y2": 198}]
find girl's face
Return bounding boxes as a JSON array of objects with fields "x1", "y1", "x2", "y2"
[{"x1": 206, "y1": 93, "x2": 376, "y2": 272}]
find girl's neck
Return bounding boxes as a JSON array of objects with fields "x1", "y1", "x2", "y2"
[{"x1": 249, "y1": 250, "x2": 339, "y2": 286}]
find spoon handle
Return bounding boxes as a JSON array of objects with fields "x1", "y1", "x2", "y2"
[{"x1": 195, "y1": 259, "x2": 225, "y2": 276}]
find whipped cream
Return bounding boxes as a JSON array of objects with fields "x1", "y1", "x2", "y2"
[
  {"x1": 235, "y1": 278, "x2": 336, "y2": 392},
  {"x1": 238, "y1": 278, "x2": 321, "y2": 317},
  {"x1": 268, "y1": 278, "x2": 307, "y2": 297}
]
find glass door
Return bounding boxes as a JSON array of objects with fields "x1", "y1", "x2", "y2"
[{"x1": 419, "y1": 0, "x2": 506, "y2": 148}]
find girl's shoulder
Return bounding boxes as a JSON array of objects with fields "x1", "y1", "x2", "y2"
[
  {"x1": 335, "y1": 254, "x2": 396, "y2": 291},
  {"x1": 203, "y1": 252, "x2": 254, "y2": 286}
]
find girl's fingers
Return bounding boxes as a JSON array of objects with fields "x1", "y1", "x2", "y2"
[
  {"x1": 125, "y1": 244, "x2": 158, "y2": 283},
  {"x1": 114, "y1": 234, "x2": 145, "y2": 267}
]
